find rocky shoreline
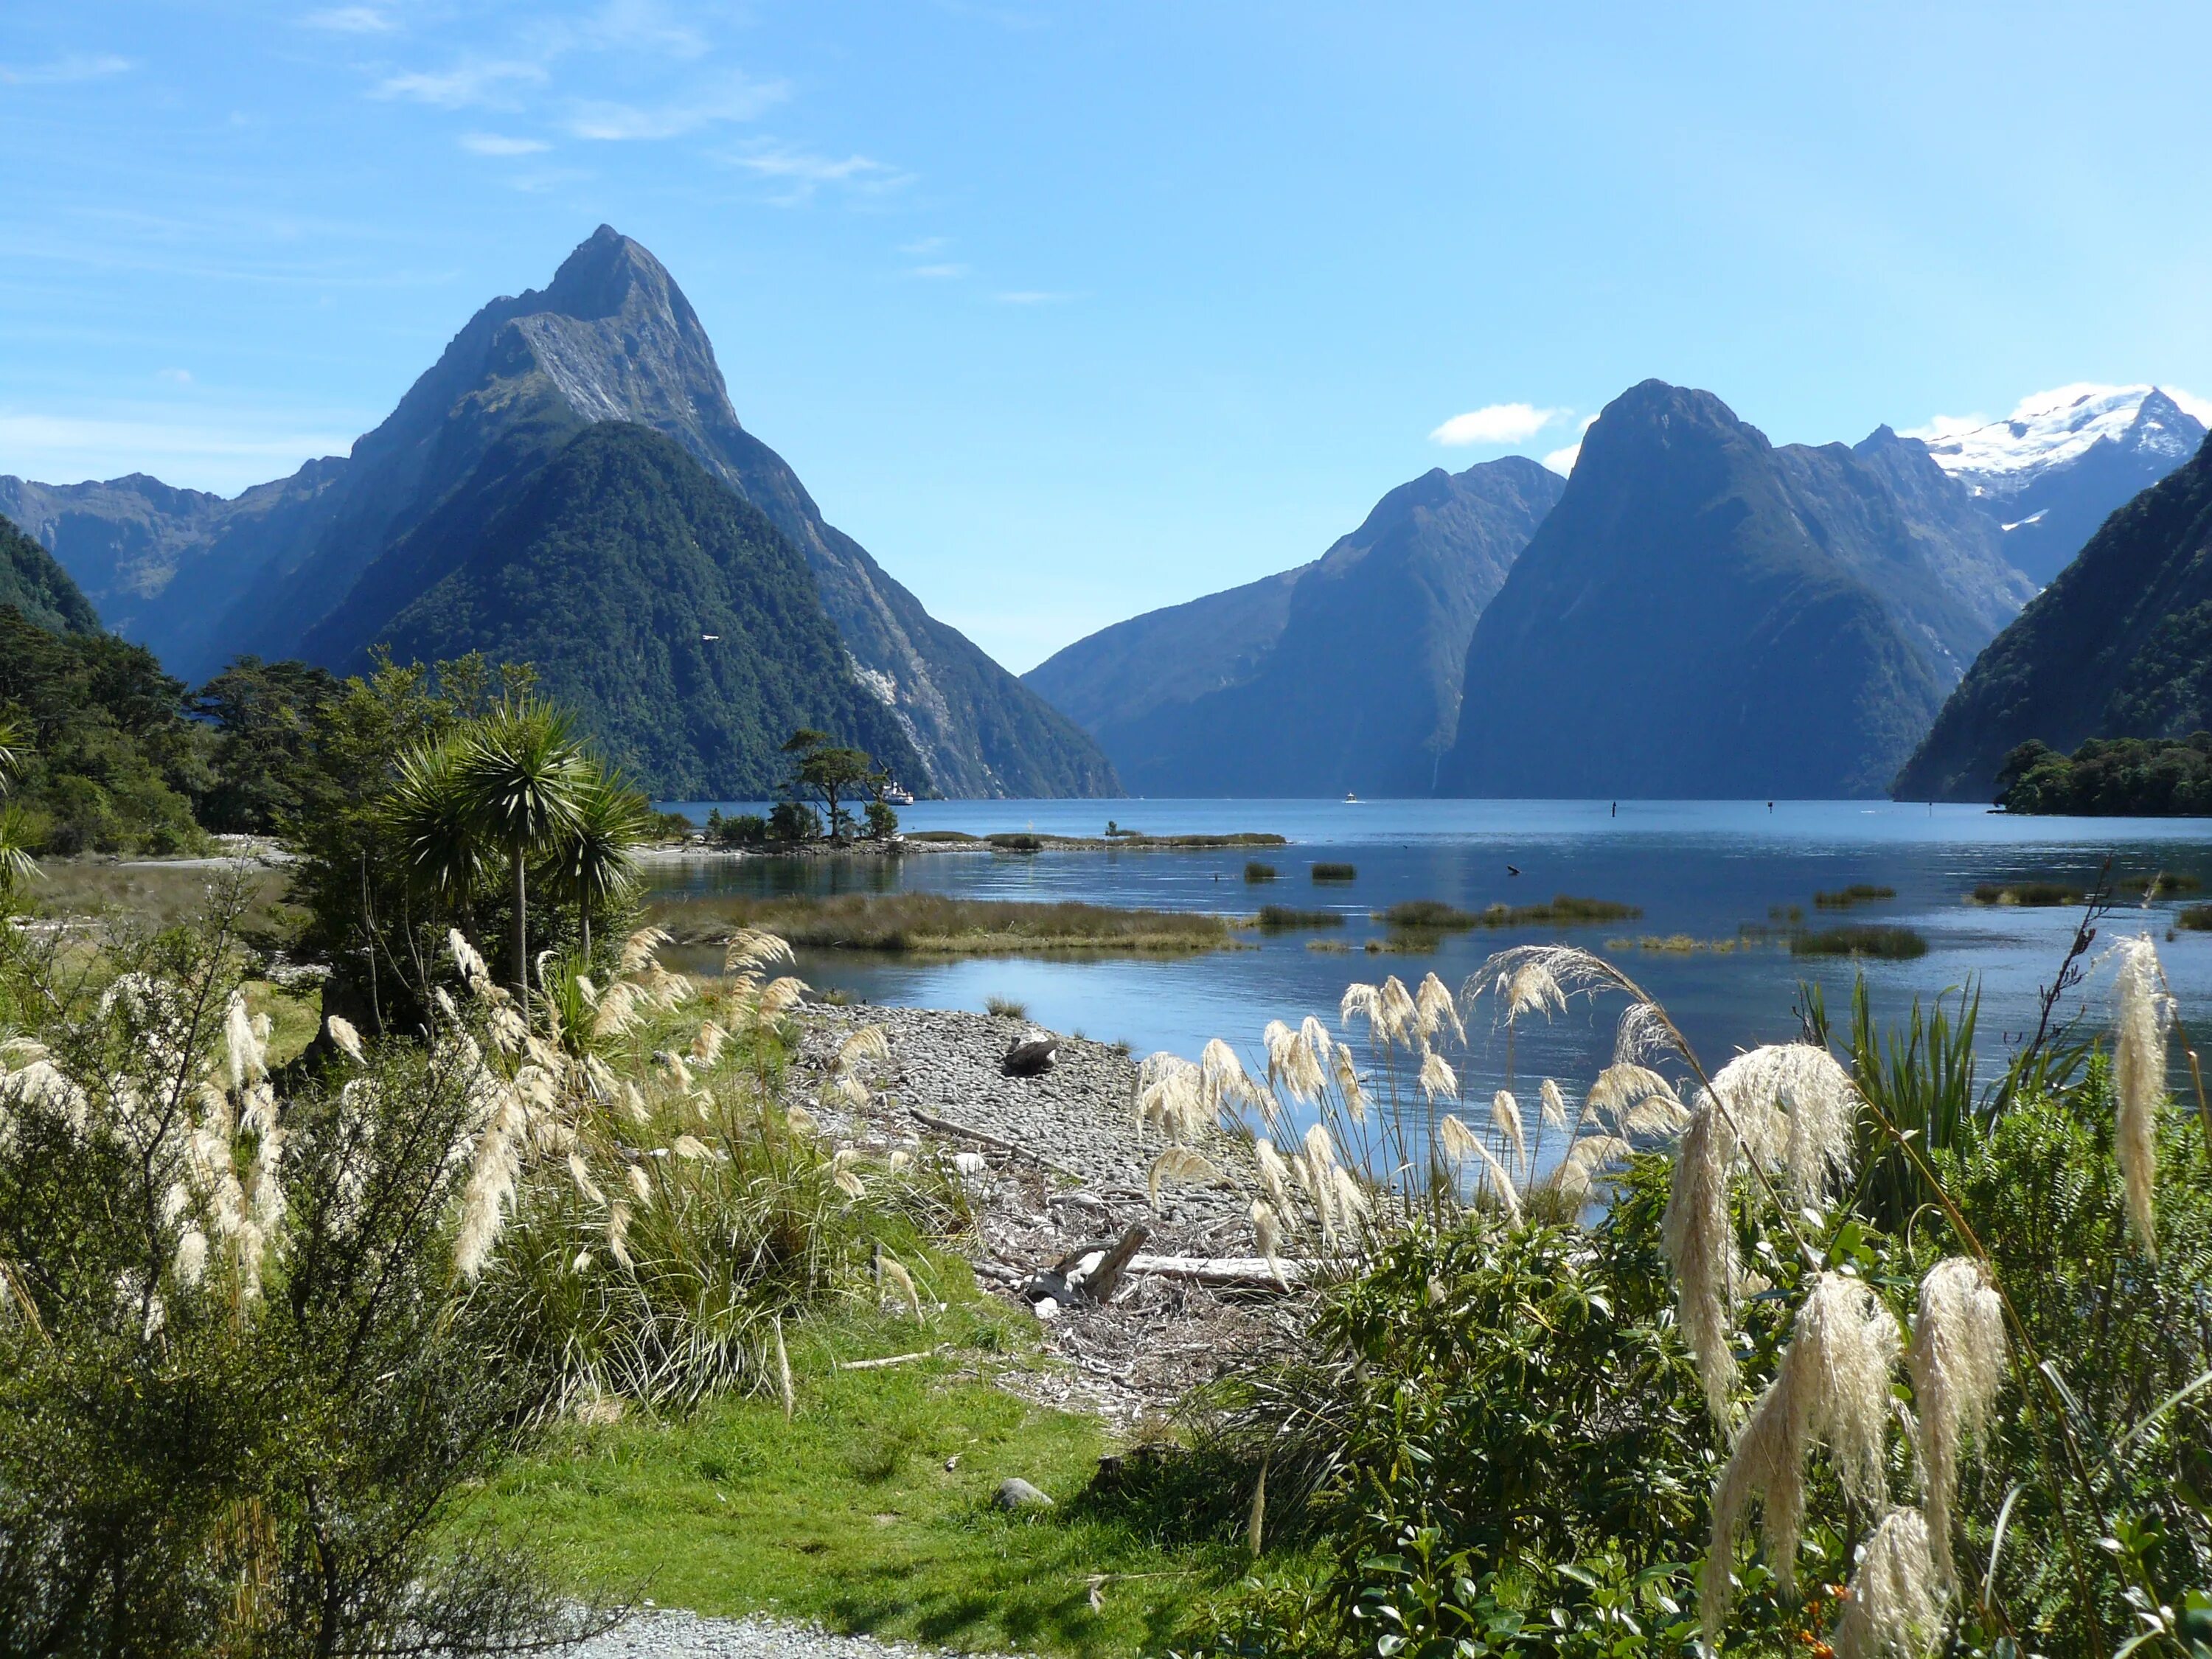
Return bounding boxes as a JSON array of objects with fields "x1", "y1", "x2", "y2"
[{"x1": 787, "y1": 1001, "x2": 1293, "y2": 1427}]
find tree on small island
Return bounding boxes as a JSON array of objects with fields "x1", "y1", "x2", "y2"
[{"x1": 781, "y1": 728, "x2": 897, "y2": 844}]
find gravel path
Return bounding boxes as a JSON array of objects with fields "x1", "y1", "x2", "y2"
[{"x1": 572, "y1": 1611, "x2": 952, "y2": 1659}]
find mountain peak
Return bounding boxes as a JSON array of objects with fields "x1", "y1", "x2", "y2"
[{"x1": 536, "y1": 225, "x2": 684, "y2": 325}]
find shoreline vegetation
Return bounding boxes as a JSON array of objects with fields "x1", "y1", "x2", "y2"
[{"x1": 653, "y1": 891, "x2": 1250, "y2": 956}]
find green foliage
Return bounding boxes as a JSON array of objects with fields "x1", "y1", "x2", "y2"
[
  {"x1": 1243, "y1": 861, "x2": 1278, "y2": 883},
  {"x1": 1997, "y1": 733, "x2": 2212, "y2": 815},
  {"x1": 1310, "y1": 863, "x2": 1357, "y2": 883},
  {"x1": 1787, "y1": 921, "x2": 1928, "y2": 958},
  {"x1": 364, "y1": 422, "x2": 925, "y2": 799},
  {"x1": 706, "y1": 808, "x2": 769, "y2": 847},
  {"x1": 768, "y1": 799, "x2": 820, "y2": 842},
  {"x1": 0, "y1": 518, "x2": 100, "y2": 636},
  {"x1": 863, "y1": 799, "x2": 900, "y2": 840},
  {"x1": 0, "y1": 893, "x2": 585, "y2": 1655},
  {"x1": 184, "y1": 656, "x2": 343, "y2": 835},
  {"x1": 1379, "y1": 895, "x2": 1643, "y2": 931},
  {"x1": 0, "y1": 606, "x2": 209, "y2": 855}
]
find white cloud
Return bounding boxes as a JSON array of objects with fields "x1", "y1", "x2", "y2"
[
  {"x1": 900, "y1": 236, "x2": 950, "y2": 256},
  {"x1": 2168, "y1": 386, "x2": 2212, "y2": 425},
  {"x1": 302, "y1": 6, "x2": 394, "y2": 32},
  {"x1": 1540, "y1": 414, "x2": 1599, "y2": 476},
  {"x1": 0, "y1": 53, "x2": 133, "y2": 86},
  {"x1": 1428, "y1": 403, "x2": 1565, "y2": 447},
  {"x1": 909, "y1": 262, "x2": 967, "y2": 279},
  {"x1": 460, "y1": 131, "x2": 549, "y2": 156},
  {"x1": 569, "y1": 73, "x2": 785, "y2": 139},
  {"x1": 375, "y1": 58, "x2": 547, "y2": 109},
  {"x1": 716, "y1": 139, "x2": 910, "y2": 201},
  {"x1": 994, "y1": 290, "x2": 1074, "y2": 305},
  {"x1": 584, "y1": 0, "x2": 709, "y2": 60}
]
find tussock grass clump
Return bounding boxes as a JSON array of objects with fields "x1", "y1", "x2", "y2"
[
  {"x1": 984, "y1": 995, "x2": 1028, "y2": 1019},
  {"x1": 1605, "y1": 933, "x2": 1743, "y2": 953},
  {"x1": 1814, "y1": 883, "x2": 1896, "y2": 909},
  {"x1": 1790, "y1": 923, "x2": 1928, "y2": 959},
  {"x1": 987, "y1": 833, "x2": 1042, "y2": 853},
  {"x1": 655, "y1": 891, "x2": 1240, "y2": 956},
  {"x1": 1244, "y1": 861, "x2": 1279, "y2": 883},
  {"x1": 1310, "y1": 863, "x2": 1357, "y2": 883},
  {"x1": 1378, "y1": 894, "x2": 1642, "y2": 931},
  {"x1": 2121, "y1": 871, "x2": 2202, "y2": 896},
  {"x1": 1969, "y1": 880, "x2": 2083, "y2": 907},
  {"x1": 1256, "y1": 905, "x2": 1342, "y2": 930},
  {"x1": 2176, "y1": 903, "x2": 2212, "y2": 931}
]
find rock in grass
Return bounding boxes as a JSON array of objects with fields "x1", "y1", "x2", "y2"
[{"x1": 995, "y1": 1477, "x2": 1054, "y2": 1511}]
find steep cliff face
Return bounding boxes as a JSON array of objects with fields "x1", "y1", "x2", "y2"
[
  {"x1": 1025, "y1": 457, "x2": 1562, "y2": 796},
  {"x1": 3, "y1": 226, "x2": 1116, "y2": 799},
  {"x1": 1437, "y1": 381, "x2": 2027, "y2": 799},
  {"x1": 1893, "y1": 430, "x2": 2212, "y2": 802}
]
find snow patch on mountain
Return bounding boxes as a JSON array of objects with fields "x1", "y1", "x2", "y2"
[{"x1": 1905, "y1": 383, "x2": 2210, "y2": 498}]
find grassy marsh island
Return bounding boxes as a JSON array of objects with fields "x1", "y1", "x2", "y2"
[
  {"x1": 1812, "y1": 883, "x2": 1896, "y2": 908},
  {"x1": 902, "y1": 830, "x2": 1287, "y2": 852},
  {"x1": 1789, "y1": 921, "x2": 1929, "y2": 959},
  {"x1": 1376, "y1": 894, "x2": 1642, "y2": 931},
  {"x1": 654, "y1": 891, "x2": 1247, "y2": 956}
]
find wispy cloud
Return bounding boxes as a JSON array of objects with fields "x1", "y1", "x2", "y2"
[
  {"x1": 1429, "y1": 403, "x2": 1565, "y2": 446},
  {"x1": 156, "y1": 367, "x2": 193, "y2": 386},
  {"x1": 718, "y1": 139, "x2": 911, "y2": 201},
  {"x1": 900, "y1": 235, "x2": 951, "y2": 256},
  {"x1": 460, "y1": 131, "x2": 549, "y2": 156},
  {"x1": 375, "y1": 58, "x2": 547, "y2": 109},
  {"x1": 0, "y1": 53, "x2": 133, "y2": 86},
  {"x1": 0, "y1": 410, "x2": 367, "y2": 494},
  {"x1": 302, "y1": 6, "x2": 394, "y2": 33},
  {"x1": 910, "y1": 262, "x2": 967, "y2": 279},
  {"x1": 994, "y1": 290, "x2": 1074, "y2": 305},
  {"x1": 583, "y1": 0, "x2": 710, "y2": 60},
  {"x1": 568, "y1": 72, "x2": 785, "y2": 139}
]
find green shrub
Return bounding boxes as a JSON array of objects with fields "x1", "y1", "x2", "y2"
[
  {"x1": 707, "y1": 808, "x2": 769, "y2": 846},
  {"x1": 770, "y1": 799, "x2": 821, "y2": 842}
]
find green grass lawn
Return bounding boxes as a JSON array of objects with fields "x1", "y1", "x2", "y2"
[{"x1": 476, "y1": 1283, "x2": 1260, "y2": 1657}]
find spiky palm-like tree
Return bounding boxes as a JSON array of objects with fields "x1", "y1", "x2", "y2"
[
  {"x1": 457, "y1": 701, "x2": 590, "y2": 1006},
  {"x1": 386, "y1": 732, "x2": 484, "y2": 934},
  {"x1": 540, "y1": 766, "x2": 650, "y2": 962}
]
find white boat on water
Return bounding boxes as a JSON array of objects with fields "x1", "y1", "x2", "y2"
[
  {"x1": 1343, "y1": 791, "x2": 1358, "y2": 803},
  {"x1": 881, "y1": 782, "x2": 916, "y2": 806}
]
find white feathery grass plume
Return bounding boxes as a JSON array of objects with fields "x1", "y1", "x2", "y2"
[
  {"x1": 576, "y1": 974, "x2": 599, "y2": 1007},
  {"x1": 1708, "y1": 1044, "x2": 1860, "y2": 1203},
  {"x1": 1504, "y1": 961, "x2": 1565, "y2": 1024},
  {"x1": 1490, "y1": 1088, "x2": 1525, "y2": 1164},
  {"x1": 448, "y1": 928, "x2": 494, "y2": 997},
  {"x1": 643, "y1": 964, "x2": 695, "y2": 1009},
  {"x1": 1548, "y1": 1134, "x2": 1637, "y2": 1204},
  {"x1": 1253, "y1": 1139, "x2": 1295, "y2": 1217},
  {"x1": 619, "y1": 925, "x2": 673, "y2": 978},
  {"x1": 1298, "y1": 1150, "x2": 1335, "y2": 1239},
  {"x1": 1416, "y1": 973, "x2": 1465, "y2": 1046},
  {"x1": 239, "y1": 1080, "x2": 278, "y2": 1138},
  {"x1": 626, "y1": 1162, "x2": 652, "y2": 1201},
  {"x1": 879, "y1": 1255, "x2": 923, "y2": 1319},
  {"x1": 838, "y1": 1024, "x2": 891, "y2": 1070},
  {"x1": 832, "y1": 1157, "x2": 867, "y2": 1200},
  {"x1": 1830, "y1": 1507, "x2": 1944, "y2": 1659},
  {"x1": 1199, "y1": 1038, "x2": 1262, "y2": 1118},
  {"x1": 622, "y1": 1081, "x2": 650, "y2": 1126},
  {"x1": 226, "y1": 994, "x2": 265, "y2": 1093},
  {"x1": 592, "y1": 981, "x2": 640, "y2": 1037},
  {"x1": 568, "y1": 1151, "x2": 604, "y2": 1204},
  {"x1": 1148, "y1": 1145, "x2": 1221, "y2": 1208},
  {"x1": 1136, "y1": 1053, "x2": 1206, "y2": 1143},
  {"x1": 1615, "y1": 1000, "x2": 1684, "y2": 1065},
  {"x1": 690, "y1": 1020, "x2": 728, "y2": 1066},
  {"x1": 672, "y1": 1133, "x2": 710, "y2": 1160},
  {"x1": 758, "y1": 975, "x2": 808, "y2": 1018},
  {"x1": 1439, "y1": 1114, "x2": 1520, "y2": 1220},
  {"x1": 2112, "y1": 933, "x2": 2171, "y2": 1257},
  {"x1": 248, "y1": 1127, "x2": 287, "y2": 1236},
  {"x1": 830, "y1": 1070, "x2": 870, "y2": 1109},
  {"x1": 1330, "y1": 1164, "x2": 1370, "y2": 1228},
  {"x1": 658, "y1": 1051, "x2": 692, "y2": 1088},
  {"x1": 775, "y1": 1315, "x2": 795, "y2": 1419},
  {"x1": 1332, "y1": 1043, "x2": 1367, "y2": 1122},
  {"x1": 1379, "y1": 976, "x2": 1418, "y2": 1043},
  {"x1": 1539, "y1": 1078, "x2": 1571, "y2": 1133},
  {"x1": 1662, "y1": 1098, "x2": 1744, "y2": 1422},
  {"x1": 1251, "y1": 1200, "x2": 1284, "y2": 1279},
  {"x1": 1298, "y1": 1014, "x2": 1335, "y2": 1068},
  {"x1": 1705, "y1": 1273, "x2": 1902, "y2": 1636},
  {"x1": 1418, "y1": 1048, "x2": 1459, "y2": 1105},
  {"x1": 582, "y1": 1053, "x2": 617, "y2": 1099},
  {"x1": 1907, "y1": 1257, "x2": 2007, "y2": 1585},
  {"x1": 454, "y1": 1081, "x2": 526, "y2": 1279},
  {"x1": 486, "y1": 1004, "x2": 529, "y2": 1057},
  {"x1": 1589, "y1": 1062, "x2": 1680, "y2": 1124},
  {"x1": 787, "y1": 1102, "x2": 818, "y2": 1135},
  {"x1": 432, "y1": 987, "x2": 460, "y2": 1026},
  {"x1": 722, "y1": 928, "x2": 793, "y2": 973},
  {"x1": 175, "y1": 1229, "x2": 208, "y2": 1287},
  {"x1": 1339, "y1": 982, "x2": 1382, "y2": 1038},
  {"x1": 571, "y1": 1249, "x2": 595, "y2": 1276},
  {"x1": 1303, "y1": 1121, "x2": 1338, "y2": 1177},
  {"x1": 325, "y1": 1015, "x2": 365, "y2": 1065}
]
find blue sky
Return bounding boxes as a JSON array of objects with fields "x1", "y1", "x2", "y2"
[{"x1": 4, "y1": 3, "x2": 2211, "y2": 672}]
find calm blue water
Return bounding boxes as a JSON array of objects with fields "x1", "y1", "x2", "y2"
[{"x1": 650, "y1": 799, "x2": 2212, "y2": 1107}]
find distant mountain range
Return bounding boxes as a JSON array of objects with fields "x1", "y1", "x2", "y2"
[
  {"x1": 1913, "y1": 385, "x2": 2208, "y2": 585},
  {"x1": 1, "y1": 228, "x2": 1115, "y2": 801},
  {"x1": 1436, "y1": 381, "x2": 2034, "y2": 798},
  {"x1": 1893, "y1": 426, "x2": 2212, "y2": 802},
  {"x1": 1026, "y1": 458, "x2": 1562, "y2": 796}
]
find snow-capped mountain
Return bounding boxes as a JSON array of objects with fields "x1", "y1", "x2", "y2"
[{"x1": 1904, "y1": 384, "x2": 2210, "y2": 582}]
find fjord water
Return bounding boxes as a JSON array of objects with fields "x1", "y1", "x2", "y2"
[{"x1": 651, "y1": 799, "x2": 2212, "y2": 1103}]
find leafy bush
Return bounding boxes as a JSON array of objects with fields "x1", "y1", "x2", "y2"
[
  {"x1": 707, "y1": 808, "x2": 770, "y2": 846},
  {"x1": 0, "y1": 889, "x2": 592, "y2": 1655},
  {"x1": 770, "y1": 799, "x2": 821, "y2": 842}
]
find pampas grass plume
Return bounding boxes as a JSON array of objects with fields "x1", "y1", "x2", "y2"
[
  {"x1": 1417, "y1": 1048, "x2": 1458, "y2": 1104},
  {"x1": 1663, "y1": 1098, "x2": 1743, "y2": 1422},
  {"x1": 1907, "y1": 1256, "x2": 2006, "y2": 1584},
  {"x1": 1831, "y1": 1507, "x2": 1943, "y2": 1659},
  {"x1": 1148, "y1": 1145, "x2": 1221, "y2": 1207},
  {"x1": 1491, "y1": 1088, "x2": 1525, "y2": 1164},
  {"x1": 325, "y1": 1015, "x2": 365, "y2": 1064},
  {"x1": 2113, "y1": 933, "x2": 2171, "y2": 1256}
]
